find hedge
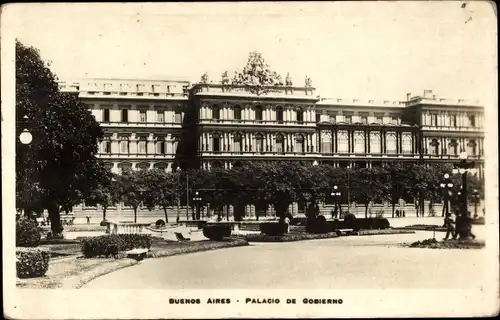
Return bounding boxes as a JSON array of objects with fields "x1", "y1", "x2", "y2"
[
  {"x1": 306, "y1": 215, "x2": 331, "y2": 234},
  {"x1": 16, "y1": 247, "x2": 51, "y2": 278},
  {"x1": 16, "y1": 217, "x2": 41, "y2": 247},
  {"x1": 203, "y1": 225, "x2": 232, "y2": 241},
  {"x1": 260, "y1": 222, "x2": 288, "y2": 236},
  {"x1": 80, "y1": 234, "x2": 152, "y2": 258},
  {"x1": 100, "y1": 220, "x2": 108, "y2": 227}
]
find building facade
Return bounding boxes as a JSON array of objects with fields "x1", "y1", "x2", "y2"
[{"x1": 59, "y1": 79, "x2": 485, "y2": 179}]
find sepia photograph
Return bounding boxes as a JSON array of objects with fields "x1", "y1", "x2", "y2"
[{"x1": 2, "y1": 1, "x2": 498, "y2": 318}]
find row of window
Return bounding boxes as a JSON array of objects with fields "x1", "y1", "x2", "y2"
[
  {"x1": 317, "y1": 115, "x2": 400, "y2": 125},
  {"x1": 102, "y1": 109, "x2": 183, "y2": 123},
  {"x1": 428, "y1": 139, "x2": 478, "y2": 155},
  {"x1": 101, "y1": 140, "x2": 178, "y2": 154},
  {"x1": 428, "y1": 114, "x2": 477, "y2": 127},
  {"x1": 211, "y1": 105, "x2": 307, "y2": 123}
]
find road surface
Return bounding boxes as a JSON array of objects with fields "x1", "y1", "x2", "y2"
[{"x1": 83, "y1": 231, "x2": 488, "y2": 289}]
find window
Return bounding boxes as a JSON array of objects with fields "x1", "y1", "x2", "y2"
[
  {"x1": 329, "y1": 115, "x2": 336, "y2": 123},
  {"x1": 468, "y1": 115, "x2": 476, "y2": 127},
  {"x1": 370, "y1": 132, "x2": 381, "y2": 153},
  {"x1": 175, "y1": 110, "x2": 182, "y2": 123},
  {"x1": 316, "y1": 113, "x2": 321, "y2": 123},
  {"x1": 386, "y1": 134, "x2": 397, "y2": 153},
  {"x1": 430, "y1": 114, "x2": 438, "y2": 126},
  {"x1": 430, "y1": 139, "x2": 439, "y2": 155},
  {"x1": 103, "y1": 109, "x2": 110, "y2": 122},
  {"x1": 296, "y1": 107, "x2": 304, "y2": 122},
  {"x1": 213, "y1": 134, "x2": 221, "y2": 153},
  {"x1": 392, "y1": 117, "x2": 399, "y2": 125},
  {"x1": 256, "y1": 134, "x2": 264, "y2": 153},
  {"x1": 376, "y1": 116, "x2": 383, "y2": 124},
  {"x1": 276, "y1": 106, "x2": 284, "y2": 124},
  {"x1": 345, "y1": 115, "x2": 352, "y2": 124},
  {"x1": 402, "y1": 134, "x2": 412, "y2": 154},
  {"x1": 354, "y1": 132, "x2": 364, "y2": 153},
  {"x1": 234, "y1": 106, "x2": 242, "y2": 122},
  {"x1": 213, "y1": 105, "x2": 220, "y2": 120},
  {"x1": 360, "y1": 116, "x2": 368, "y2": 124},
  {"x1": 296, "y1": 134, "x2": 305, "y2": 153},
  {"x1": 121, "y1": 109, "x2": 128, "y2": 123},
  {"x1": 450, "y1": 115, "x2": 457, "y2": 127},
  {"x1": 120, "y1": 137, "x2": 129, "y2": 154},
  {"x1": 233, "y1": 134, "x2": 243, "y2": 153},
  {"x1": 255, "y1": 106, "x2": 263, "y2": 121},
  {"x1": 449, "y1": 139, "x2": 458, "y2": 155},
  {"x1": 156, "y1": 139, "x2": 166, "y2": 154},
  {"x1": 467, "y1": 140, "x2": 477, "y2": 156},
  {"x1": 337, "y1": 132, "x2": 348, "y2": 153},
  {"x1": 320, "y1": 132, "x2": 331, "y2": 154},
  {"x1": 139, "y1": 110, "x2": 147, "y2": 122},
  {"x1": 157, "y1": 111, "x2": 164, "y2": 123},
  {"x1": 138, "y1": 137, "x2": 147, "y2": 154},
  {"x1": 276, "y1": 134, "x2": 284, "y2": 153},
  {"x1": 102, "y1": 138, "x2": 111, "y2": 154}
]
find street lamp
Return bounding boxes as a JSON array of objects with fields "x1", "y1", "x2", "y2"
[
  {"x1": 439, "y1": 173, "x2": 454, "y2": 217},
  {"x1": 452, "y1": 151, "x2": 475, "y2": 216},
  {"x1": 192, "y1": 191, "x2": 202, "y2": 220},
  {"x1": 175, "y1": 167, "x2": 181, "y2": 223},
  {"x1": 331, "y1": 185, "x2": 342, "y2": 218},
  {"x1": 18, "y1": 115, "x2": 33, "y2": 145},
  {"x1": 472, "y1": 189, "x2": 480, "y2": 218}
]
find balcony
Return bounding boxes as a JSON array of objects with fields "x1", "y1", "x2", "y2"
[
  {"x1": 192, "y1": 83, "x2": 318, "y2": 101},
  {"x1": 199, "y1": 118, "x2": 316, "y2": 127},
  {"x1": 99, "y1": 121, "x2": 183, "y2": 129},
  {"x1": 421, "y1": 125, "x2": 484, "y2": 132},
  {"x1": 98, "y1": 152, "x2": 177, "y2": 159},
  {"x1": 79, "y1": 91, "x2": 188, "y2": 100},
  {"x1": 201, "y1": 150, "x2": 316, "y2": 158}
]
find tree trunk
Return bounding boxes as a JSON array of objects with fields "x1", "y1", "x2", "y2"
[
  {"x1": 365, "y1": 204, "x2": 369, "y2": 219},
  {"x1": 134, "y1": 207, "x2": 138, "y2": 223},
  {"x1": 392, "y1": 202, "x2": 395, "y2": 218},
  {"x1": 163, "y1": 207, "x2": 169, "y2": 223},
  {"x1": 48, "y1": 203, "x2": 62, "y2": 235},
  {"x1": 102, "y1": 207, "x2": 107, "y2": 221},
  {"x1": 226, "y1": 205, "x2": 230, "y2": 221},
  {"x1": 255, "y1": 206, "x2": 260, "y2": 221}
]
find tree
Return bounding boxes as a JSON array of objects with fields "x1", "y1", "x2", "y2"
[
  {"x1": 386, "y1": 162, "x2": 413, "y2": 217},
  {"x1": 142, "y1": 169, "x2": 182, "y2": 223},
  {"x1": 85, "y1": 165, "x2": 119, "y2": 222},
  {"x1": 350, "y1": 167, "x2": 391, "y2": 218},
  {"x1": 16, "y1": 40, "x2": 105, "y2": 235},
  {"x1": 232, "y1": 51, "x2": 284, "y2": 95},
  {"x1": 115, "y1": 170, "x2": 147, "y2": 223}
]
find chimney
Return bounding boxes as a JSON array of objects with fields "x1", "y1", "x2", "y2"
[
  {"x1": 423, "y1": 89, "x2": 433, "y2": 98},
  {"x1": 406, "y1": 93, "x2": 411, "y2": 100}
]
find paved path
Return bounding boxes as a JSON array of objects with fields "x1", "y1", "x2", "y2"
[{"x1": 83, "y1": 231, "x2": 488, "y2": 289}]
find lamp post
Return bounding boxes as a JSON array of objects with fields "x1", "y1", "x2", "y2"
[
  {"x1": 472, "y1": 189, "x2": 480, "y2": 218},
  {"x1": 192, "y1": 191, "x2": 202, "y2": 220},
  {"x1": 439, "y1": 173, "x2": 454, "y2": 217},
  {"x1": 18, "y1": 115, "x2": 34, "y2": 217},
  {"x1": 331, "y1": 185, "x2": 342, "y2": 219},
  {"x1": 175, "y1": 168, "x2": 181, "y2": 223},
  {"x1": 451, "y1": 151, "x2": 476, "y2": 240}
]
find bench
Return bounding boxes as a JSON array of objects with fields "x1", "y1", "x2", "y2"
[
  {"x1": 125, "y1": 248, "x2": 149, "y2": 261},
  {"x1": 336, "y1": 228, "x2": 354, "y2": 236},
  {"x1": 175, "y1": 232, "x2": 191, "y2": 242}
]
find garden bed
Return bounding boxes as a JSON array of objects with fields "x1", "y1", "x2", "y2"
[
  {"x1": 63, "y1": 225, "x2": 107, "y2": 232},
  {"x1": 16, "y1": 238, "x2": 249, "y2": 289},
  {"x1": 405, "y1": 238, "x2": 486, "y2": 249},
  {"x1": 399, "y1": 225, "x2": 446, "y2": 232}
]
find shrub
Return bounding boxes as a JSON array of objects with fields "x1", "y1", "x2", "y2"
[
  {"x1": 290, "y1": 217, "x2": 307, "y2": 226},
  {"x1": 155, "y1": 219, "x2": 166, "y2": 228},
  {"x1": 100, "y1": 220, "x2": 108, "y2": 227},
  {"x1": 260, "y1": 222, "x2": 288, "y2": 236},
  {"x1": 306, "y1": 215, "x2": 332, "y2": 234},
  {"x1": 16, "y1": 247, "x2": 50, "y2": 278},
  {"x1": 80, "y1": 234, "x2": 152, "y2": 258},
  {"x1": 355, "y1": 218, "x2": 390, "y2": 230},
  {"x1": 203, "y1": 225, "x2": 231, "y2": 241},
  {"x1": 16, "y1": 217, "x2": 41, "y2": 247},
  {"x1": 46, "y1": 232, "x2": 64, "y2": 240},
  {"x1": 342, "y1": 213, "x2": 358, "y2": 231}
]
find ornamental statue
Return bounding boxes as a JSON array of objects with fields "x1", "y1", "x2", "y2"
[
  {"x1": 285, "y1": 73, "x2": 293, "y2": 86},
  {"x1": 221, "y1": 71, "x2": 229, "y2": 85},
  {"x1": 200, "y1": 72, "x2": 209, "y2": 84},
  {"x1": 305, "y1": 75, "x2": 312, "y2": 87}
]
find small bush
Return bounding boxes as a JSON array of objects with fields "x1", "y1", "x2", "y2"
[
  {"x1": 260, "y1": 222, "x2": 288, "y2": 236},
  {"x1": 80, "y1": 234, "x2": 152, "y2": 258},
  {"x1": 100, "y1": 220, "x2": 108, "y2": 227},
  {"x1": 306, "y1": 215, "x2": 332, "y2": 234},
  {"x1": 203, "y1": 225, "x2": 231, "y2": 241},
  {"x1": 290, "y1": 217, "x2": 307, "y2": 226},
  {"x1": 16, "y1": 247, "x2": 50, "y2": 278},
  {"x1": 355, "y1": 218, "x2": 390, "y2": 230},
  {"x1": 16, "y1": 217, "x2": 41, "y2": 247},
  {"x1": 155, "y1": 219, "x2": 166, "y2": 228},
  {"x1": 342, "y1": 213, "x2": 358, "y2": 230},
  {"x1": 46, "y1": 232, "x2": 64, "y2": 240}
]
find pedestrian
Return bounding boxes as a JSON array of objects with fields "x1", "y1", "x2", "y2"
[
  {"x1": 443, "y1": 214, "x2": 455, "y2": 240},
  {"x1": 86, "y1": 216, "x2": 90, "y2": 224},
  {"x1": 466, "y1": 212, "x2": 476, "y2": 240}
]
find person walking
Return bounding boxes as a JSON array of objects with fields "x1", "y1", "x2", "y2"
[
  {"x1": 466, "y1": 211, "x2": 476, "y2": 240},
  {"x1": 86, "y1": 216, "x2": 90, "y2": 224},
  {"x1": 443, "y1": 214, "x2": 455, "y2": 240}
]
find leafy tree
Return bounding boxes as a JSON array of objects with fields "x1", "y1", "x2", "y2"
[
  {"x1": 16, "y1": 40, "x2": 105, "y2": 235},
  {"x1": 350, "y1": 167, "x2": 391, "y2": 218},
  {"x1": 85, "y1": 165, "x2": 119, "y2": 221},
  {"x1": 386, "y1": 162, "x2": 413, "y2": 217},
  {"x1": 115, "y1": 170, "x2": 148, "y2": 223},
  {"x1": 142, "y1": 169, "x2": 182, "y2": 223}
]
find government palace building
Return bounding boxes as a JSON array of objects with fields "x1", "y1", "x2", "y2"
[{"x1": 59, "y1": 76, "x2": 485, "y2": 180}]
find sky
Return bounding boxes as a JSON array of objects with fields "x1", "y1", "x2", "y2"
[{"x1": 8, "y1": 1, "x2": 498, "y2": 102}]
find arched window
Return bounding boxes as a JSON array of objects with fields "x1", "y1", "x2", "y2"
[
  {"x1": 296, "y1": 107, "x2": 304, "y2": 122},
  {"x1": 354, "y1": 132, "x2": 365, "y2": 153},
  {"x1": 153, "y1": 162, "x2": 167, "y2": 172},
  {"x1": 386, "y1": 133, "x2": 397, "y2": 153},
  {"x1": 234, "y1": 105, "x2": 242, "y2": 122},
  {"x1": 102, "y1": 136, "x2": 111, "y2": 154},
  {"x1": 137, "y1": 162, "x2": 150, "y2": 171},
  {"x1": 118, "y1": 162, "x2": 132, "y2": 174},
  {"x1": 212, "y1": 133, "x2": 221, "y2": 153},
  {"x1": 276, "y1": 134, "x2": 284, "y2": 153},
  {"x1": 449, "y1": 139, "x2": 458, "y2": 155},
  {"x1": 430, "y1": 139, "x2": 439, "y2": 155},
  {"x1": 370, "y1": 132, "x2": 381, "y2": 154},
  {"x1": 467, "y1": 140, "x2": 477, "y2": 156},
  {"x1": 296, "y1": 134, "x2": 305, "y2": 153},
  {"x1": 337, "y1": 132, "x2": 348, "y2": 153},
  {"x1": 321, "y1": 131, "x2": 332, "y2": 154},
  {"x1": 212, "y1": 105, "x2": 220, "y2": 121},
  {"x1": 402, "y1": 134, "x2": 412, "y2": 154},
  {"x1": 276, "y1": 106, "x2": 284, "y2": 124},
  {"x1": 255, "y1": 106, "x2": 263, "y2": 121},
  {"x1": 212, "y1": 160, "x2": 223, "y2": 169},
  {"x1": 256, "y1": 134, "x2": 264, "y2": 153},
  {"x1": 233, "y1": 133, "x2": 243, "y2": 153},
  {"x1": 156, "y1": 136, "x2": 166, "y2": 154}
]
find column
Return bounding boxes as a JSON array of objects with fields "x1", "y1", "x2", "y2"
[{"x1": 312, "y1": 133, "x2": 317, "y2": 153}]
